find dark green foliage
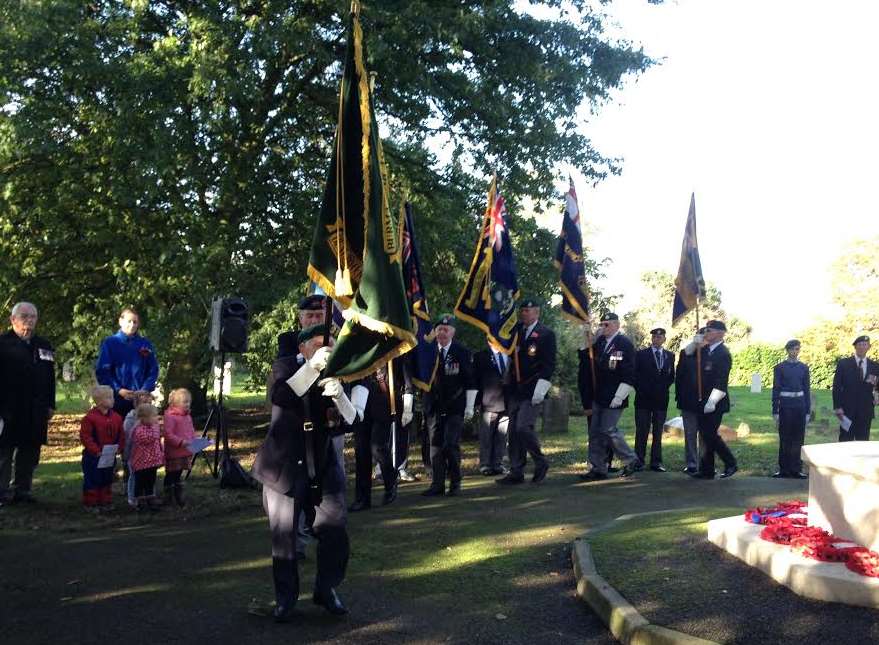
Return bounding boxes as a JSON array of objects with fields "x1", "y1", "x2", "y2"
[
  {"x1": 728, "y1": 343, "x2": 786, "y2": 389},
  {"x1": 0, "y1": 1, "x2": 654, "y2": 397}
]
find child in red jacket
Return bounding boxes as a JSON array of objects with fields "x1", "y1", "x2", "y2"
[
  {"x1": 162, "y1": 388, "x2": 195, "y2": 507},
  {"x1": 80, "y1": 385, "x2": 124, "y2": 511},
  {"x1": 130, "y1": 403, "x2": 164, "y2": 511}
]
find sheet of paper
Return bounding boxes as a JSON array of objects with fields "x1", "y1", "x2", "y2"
[
  {"x1": 97, "y1": 444, "x2": 118, "y2": 468},
  {"x1": 840, "y1": 416, "x2": 853, "y2": 432},
  {"x1": 188, "y1": 437, "x2": 212, "y2": 455}
]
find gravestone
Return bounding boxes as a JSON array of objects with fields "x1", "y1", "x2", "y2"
[
  {"x1": 750, "y1": 373, "x2": 762, "y2": 393},
  {"x1": 541, "y1": 387, "x2": 571, "y2": 434}
]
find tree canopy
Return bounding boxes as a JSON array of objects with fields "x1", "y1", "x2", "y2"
[{"x1": 0, "y1": 1, "x2": 654, "y2": 397}]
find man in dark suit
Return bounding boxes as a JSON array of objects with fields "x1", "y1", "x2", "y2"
[
  {"x1": 633, "y1": 327, "x2": 675, "y2": 472},
  {"x1": 473, "y1": 339, "x2": 510, "y2": 476},
  {"x1": 578, "y1": 312, "x2": 639, "y2": 481},
  {"x1": 251, "y1": 324, "x2": 355, "y2": 621},
  {"x1": 832, "y1": 335, "x2": 879, "y2": 442},
  {"x1": 688, "y1": 319, "x2": 737, "y2": 479},
  {"x1": 0, "y1": 302, "x2": 56, "y2": 506},
  {"x1": 674, "y1": 328, "x2": 705, "y2": 474},
  {"x1": 497, "y1": 299, "x2": 554, "y2": 485},
  {"x1": 422, "y1": 315, "x2": 475, "y2": 497}
]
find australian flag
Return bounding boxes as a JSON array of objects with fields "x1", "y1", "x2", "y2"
[
  {"x1": 401, "y1": 203, "x2": 437, "y2": 391},
  {"x1": 554, "y1": 177, "x2": 591, "y2": 323},
  {"x1": 454, "y1": 176, "x2": 520, "y2": 353},
  {"x1": 672, "y1": 193, "x2": 706, "y2": 325}
]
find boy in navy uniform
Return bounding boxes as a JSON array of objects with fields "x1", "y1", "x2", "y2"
[
  {"x1": 832, "y1": 335, "x2": 879, "y2": 442},
  {"x1": 497, "y1": 299, "x2": 554, "y2": 485},
  {"x1": 633, "y1": 328, "x2": 675, "y2": 472},
  {"x1": 422, "y1": 315, "x2": 475, "y2": 497},
  {"x1": 771, "y1": 339, "x2": 811, "y2": 478}
]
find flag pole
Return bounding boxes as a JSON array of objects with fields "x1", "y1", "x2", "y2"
[
  {"x1": 388, "y1": 360, "x2": 397, "y2": 469},
  {"x1": 695, "y1": 303, "x2": 703, "y2": 401}
]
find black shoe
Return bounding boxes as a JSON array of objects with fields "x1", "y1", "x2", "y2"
[
  {"x1": 496, "y1": 474, "x2": 525, "y2": 485},
  {"x1": 446, "y1": 485, "x2": 461, "y2": 497},
  {"x1": 791, "y1": 471, "x2": 808, "y2": 479},
  {"x1": 682, "y1": 466, "x2": 697, "y2": 474},
  {"x1": 607, "y1": 466, "x2": 620, "y2": 473},
  {"x1": 12, "y1": 492, "x2": 36, "y2": 504},
  {"x1": 771, "y1": 471, "x2": 785, "y2": 478},
  {"x1": 620, "y1": 462, "x2": 638, "y2": 478},
  {"x1": 719, "y1": 465, "x2": 738, "y2": 479},
  {"x1": 488, "y1": 467, "x2": 504, "y2": 476},
  {"x1": 382, "y1": 488, "x2": 397, "y2": 506},
  {"x1": 689, "y1": 471, "x2": 715, "y2": 480},
  {"x1": 532, "y1": 463, "x2": 549, "y2": 484},
  {"x1": 579, "y1": 471, "x2": 607, "y2": 481},
  {"x1": 313, "y1": 588, "x2": 348, "y2": 616},
  {"x1": 421, "y1": 486, "x2": 445, "y2": 497},
  {"x1": 479, "y1": 467, "x2": 492, "y2": 476},
  {"x1": 272, "y1": 558, "x2": 299, "y2": 623},
  {"x1": 650, "y1": 464, "x2": 667, "y2": 472},
  {"x1": 348, "y1": 499, "x2": 371, "y2": 512}
]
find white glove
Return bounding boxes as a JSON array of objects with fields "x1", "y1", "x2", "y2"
[
  {"x1": 351, "y1": 384, "x2": 369, "y2": 421},
  {"x1": 401, "y1": 392, "x2": 414, "y2": 426},
  {"x1": 703, "y1": 388, "x2": 726, "y2": 414},
  {"x1": 609, "y1": 383, "x2": 634, "y2": 409},
  {"x1": 307, "y1": 345, "x2": 332, "y2": 372},
  {"x1": 320, "y1": 378, "x2": 356, "y2": 425},
  {"x1": 683, "y1": 334, "x2": 704, "y2": 356},
  {"x1": 464, "y1": 390, "x2": 477, "y2": 419},
  {"x1": 531, "y1": 379, "x2": 551, "y2": 406},
  {"x1": 287, "y1": 362, "x2": 321, "y2": 397},
  {"x1": 773, "y1": 414, "x2": 779, "y2": 427}
]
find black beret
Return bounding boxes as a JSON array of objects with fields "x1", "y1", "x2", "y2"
[
  {"x1": 298, "y1": 294, "x2": 327, "y2": 310},
  {"x1": 650, "y1": 327, "x2": 666, "y2": 336},
  {"x1": 434, "y1": 314, "x2": 456, "y2": 328},
  {"x1": 600, "y1": 312, "x2": 619, "y2": 322},
  {"x1": 705, "y1": 319, "x2": 727, "y2": 332},
  {"x1": 785, "y1": 339, "x2": 801, "y2": 350},
  {"x1": 297, "y1": 324, "x2": 329, "y2": 344},
  {"x1": 519, "y1": 297, "x2": 541, "y2": 309},
  {"x1": 853, "y1": 335, "x2": 870, "y2": 346}
]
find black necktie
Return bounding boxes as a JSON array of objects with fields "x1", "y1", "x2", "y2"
[
  {"x1": 858, "y1": 359, "x2": 864, "y2": 378},
  {"x1": 441, "y1": 347, "x2": 447, "y2": 363},
  {"x1": 654, "y1": 349, "x2": 662, "y2": 370}
]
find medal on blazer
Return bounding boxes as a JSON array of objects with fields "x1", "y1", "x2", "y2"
[
  {"x1": 446, "y1": 360, "x2": 459, "y2": 376},
  {"x1": 608, "y1": 350, "x2": 622, "y2": 370},
  {"x1": 527, "y1": 343, "x2": 537, "y2": 357}
]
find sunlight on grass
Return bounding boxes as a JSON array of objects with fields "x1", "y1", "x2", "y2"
[
  {"x1": 67, "y1": 583, "x2": 172, "y2": 604},
  {"x1": 200, "y1": 557, "x2": 269, "y2": 574}
]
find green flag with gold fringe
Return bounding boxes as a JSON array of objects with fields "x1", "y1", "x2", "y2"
[{"x1": 306, "y1": 1, "x2": 415, "y2": 381}]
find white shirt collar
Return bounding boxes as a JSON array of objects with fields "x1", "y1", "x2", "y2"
[
  {"x1": 708, "y1": 340, "x2": 723, "y2": 352},
  {"x1": 603, "y1": 330, "x2": 620, "y2": 347},
  {"x1": 524, "y1": 321, "x2": 538, "y2": 339},
  {"x1": 438, "y1": 341, "x2": 452, "y2": 353}
]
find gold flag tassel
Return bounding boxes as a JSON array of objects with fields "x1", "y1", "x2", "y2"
[{"x1": 333, "y1": 39, "x2": 354, "y2": 297}]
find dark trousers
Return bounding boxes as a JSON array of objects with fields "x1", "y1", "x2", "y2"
[
  {"x1": 427, "y1": 412, "x2": 463, "y2": 490},
  {"x1": 508, "y1": 399, "x2": 547, "y2": 478},
  {"x1": 352, "y1": 420, "x2": 396, "y2": 504},
  {"x1": 134, "y1": 467, "x2": 158, "y2": 497},
  {"x1": 697, "y1": 410, "x2": 736, "y2": 475},
  {"x1": 478, "y1": 410, "x2": 509, "y2": 470},
  {"x1": 778, "y1": 407, "x2": 806, "y2": 474},
  {"x1": 0, "y1": 443, "x2": 42, "y2": 498},
  {"x1": 634, "y1": 408, "x2": 666, "y2": 466},
  {"x1": 839, "y1": 415, "x2": 872, "y2": 442},
  {"x1": 263, "y1": 459, "x2": 348, "y2": 603}
]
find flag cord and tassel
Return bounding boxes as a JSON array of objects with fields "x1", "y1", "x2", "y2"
[{"x1": 334, "y1": 74, "x2": 353, "y2": 296}]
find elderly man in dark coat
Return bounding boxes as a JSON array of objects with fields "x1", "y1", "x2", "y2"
[{"x1": 0, "y1": 302, "x2": 56, "y2": 506}]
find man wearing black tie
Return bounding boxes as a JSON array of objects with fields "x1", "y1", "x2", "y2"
[
  {"x1": 422, "y1": 315, "x2": 475, "y2": 497},
  {"x1": 633, "y1": 328, "x2": 675, "y2": 472},
  {"x1": 832, "y1": 335, "x2": 879, "y2": 442},
  {"x1": 497, "y1": 298, "x2": 554, "y2": 485},
  {"x1": 688, "y1": 319, "x2": 737, "y2": 479},
  {"x1": 472, "y1": 339, "x2": 510, "y2": 476}
]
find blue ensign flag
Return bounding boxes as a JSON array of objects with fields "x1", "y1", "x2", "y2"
[
  {"x1": 454, "y1": 176, "x2": 520, "y2": 353},
  {"x1": 554, "y1": 177, "x2": 591, "y2": 323},
  {"x1": 401, "y1": 202, "x2": 437, "y2": 391}
]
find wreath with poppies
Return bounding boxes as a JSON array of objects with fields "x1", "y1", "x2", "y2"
[{"x1": 743, "y1": 500, "x2": 879, "y2": 577}]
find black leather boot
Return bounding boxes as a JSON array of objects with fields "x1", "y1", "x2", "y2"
[
  {"x1": 271, "y1": 557, "x2": 299, "y2": 622},
  {"x1": 313, "y1": 587, "x2": 348, "y2": 615}
]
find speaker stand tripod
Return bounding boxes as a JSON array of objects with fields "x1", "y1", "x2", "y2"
[{"x1": 190, "y1": 351, "x2": 231, "y2": 479}]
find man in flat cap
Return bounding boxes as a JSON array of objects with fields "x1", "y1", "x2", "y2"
[
  {"x1": 578, "y1": 312, "x2": 639, "y2": 481},
  {"x1": 497, "y1": 298, "x2": 554, "y2": 484},
  {"x1": 422, "y1": 315, "x2": 475, "y2": 496},
  {"x1": 685, "y1": 320, "x2": 737, "y2": 479},
  {"x1": 633, "y1": 328, "x2": 675, "y2": 472},
  {"x1": 771, "y1": 340, "x2": 811, "y2": 478},
  {"x1": 832, "y1": 335, "x2": 879, "y2": 442},
  {"x1": 277, "y1": 294, "x2": 329, "y2": 359}
]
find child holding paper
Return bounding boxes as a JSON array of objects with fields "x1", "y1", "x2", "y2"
[
  {"x1": 130, "y1": 403, "x2": 164, "y2": 511},
  {"x1": 123, "y1": 391, "x2": 155, "y2": 507},
  {"x1": 80, "y1": 385, "x2": 125, "y2": 511},
  {"x1": 162, "y1": 388, "x2": 195, "y2": 507}
]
